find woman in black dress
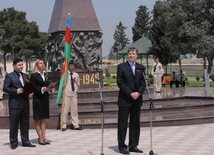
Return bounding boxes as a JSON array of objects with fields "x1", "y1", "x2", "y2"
[{"x1": 30, "y1": 60, "x2": 51, "y2": 145}]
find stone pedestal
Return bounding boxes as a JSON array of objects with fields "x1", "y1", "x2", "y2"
[{"x1": 47, "y1": 70, "x2": 103, "y2": 89}]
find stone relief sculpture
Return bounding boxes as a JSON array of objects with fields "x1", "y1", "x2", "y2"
[{"x1": 45, "y1": 31, "x2": 103, "y2": 71}]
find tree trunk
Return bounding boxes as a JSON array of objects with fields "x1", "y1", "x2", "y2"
[
  {"x1": 203, "y1": 56, "x2": 207, "y2": 70},
  {"x1": 29, "y1": 61, "x2": 31, "y2": 72},
  {"x1": 3, "y1": 52, "x2": 6, "y2": 72},
  {"x1": 205, "y1": 55, "x2": 214, "y2": 88},
  {"x1": 179, "y1": 58, "x2": 182, "y2": 70},
  {"x1": 203, "y1": 56, "x2": 207, "y2": 81},
  {"x1": 11, "y1": 46, "x2": 15, "y2": 60},
  {"x1": 26, "y1": 58, "x2": 29, "y2": 73},
  {"x1": 207, "y1": 56, "x2": 213, "y2": 74}
]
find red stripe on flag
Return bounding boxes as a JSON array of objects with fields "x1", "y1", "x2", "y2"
[
  {"x1": 65, "y1": 27, "x2": 71, "y2": 44},
  {"x1": 60, "y1": 58, "x2": 67, "y2": 78}
]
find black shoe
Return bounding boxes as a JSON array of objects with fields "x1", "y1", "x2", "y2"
[
  {"x1": 119, "y1": 149, "x2": 130, "y2": 154},
  {"x1": 22, "y1": 143, "x2": 36, "y2": 147},
  {"x1": 38, "y1": 138, "x2": 46, "y2": 145},
  {"x1": 10, "y1": 143, "x2": 18, "y2": 149},
  {"x1": 129, "y1": 147, "x2": 143, "y2": 153},
  {"x1": 45, "y1": 141, "x2": 50, "y2": 145},
  {"x1": 62, "y1": 128, "x2": 67, "y2": 131},
  {"x1": 74, "y1": 127, "x2": 83, "y2": 130}
]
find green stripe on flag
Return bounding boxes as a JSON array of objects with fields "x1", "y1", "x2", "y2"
[
  {"x1": 64, "y1": 42, "x2": 71, "y2": 59},
  {"x1": 56, "y1": 75, "x2": 65, "y2": 103}
]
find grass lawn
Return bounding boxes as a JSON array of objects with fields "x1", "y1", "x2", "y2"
[{"x1": 103, "y1": 77, "x2": 214, "y2": 87}]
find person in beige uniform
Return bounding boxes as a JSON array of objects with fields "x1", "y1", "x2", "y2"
[
  {"x1": 0, "y1": 62, "x2": 5, "y2": 100},
  {"x1": 61, "y1": 60, "x2": 83, "y2": 131},
  {"x1": 151, "y1": 57, "x2": 164, "y2": 93}
]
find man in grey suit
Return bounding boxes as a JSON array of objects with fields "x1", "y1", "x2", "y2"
[
  {"x1": 3, "y1": 58, "x2": 36, "y2": 149},
  {"x1": 117, "y1": 47, "x2": 146, "y2": 154}
]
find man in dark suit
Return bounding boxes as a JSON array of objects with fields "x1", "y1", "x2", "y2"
[
  {"x1": 3, "y1": 58, "x2": 36, "y2": 149},
  {"x1": 117, "y1": 47, "x2": 146, "y2": 154}
]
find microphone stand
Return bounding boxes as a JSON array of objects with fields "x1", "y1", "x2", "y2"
[
  {"x1": 94, "y1": 67, "x2": 105, "y2": 155},
  {"x1": 142, "y1": 72, "x2": 155, "y2": 155}
]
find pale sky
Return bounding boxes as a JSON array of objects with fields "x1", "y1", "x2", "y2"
[{"x1": 0, "y1": 0, "x2": 157, "y2": 57}]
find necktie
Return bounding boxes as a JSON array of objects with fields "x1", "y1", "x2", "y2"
[
  {"x1": 19, "y1": 73, "x2": 24, "y2": 86},
  {"x1": 70, "y1": 72, "x2": 75, "y2": 91}
]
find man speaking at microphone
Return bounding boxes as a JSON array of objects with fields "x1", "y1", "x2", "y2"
[{"x1": 117, "y1": 47, "x2": 146, "y2": 154}]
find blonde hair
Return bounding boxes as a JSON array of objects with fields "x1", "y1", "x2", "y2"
[{"x1": 32, "y1": 59, "x2": 46, "y2": 73}]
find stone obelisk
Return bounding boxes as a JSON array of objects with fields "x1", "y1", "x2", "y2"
[{"x1": 46, "y1": 0, "x2": 102, "y2": 71}]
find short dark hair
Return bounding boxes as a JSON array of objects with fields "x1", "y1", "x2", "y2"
[
  {"x1": 69, "y1": 59, "x2": 74, "y2": 65},
  {"x1": 127, "y1": 47, "x2": 138, "y2": 55},
  {"x1": 154, "y1": 57, "x2": 159, "y2": 61},
  {"x1": 13, "y1": 58, "x2": 23, "y2": 65}
]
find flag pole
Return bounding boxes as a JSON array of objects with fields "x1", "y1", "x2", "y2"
[
  {"x1": 56, "y1": 13, "x2": 71, "y2": 131},
  {"x1": 60, "y1": 70, "x2": 68, "y2": 131}
]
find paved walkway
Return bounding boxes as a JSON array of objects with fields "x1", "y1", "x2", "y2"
[{"x1": 0, "y1": 123, "x2": 214, "y2": 155}]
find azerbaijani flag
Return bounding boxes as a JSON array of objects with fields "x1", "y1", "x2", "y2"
[{"x1": 56, "y1": 13, "x2": 71, "y2": 103}]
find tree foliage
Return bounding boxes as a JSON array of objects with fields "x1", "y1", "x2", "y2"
[
  {"x1": 150, "y1": 0, "x2": 214, "y2": 75},
  {"x1": 112, "y1": 21, "x2": 130, "y2": 54},
  {"x1": 108, "y1": 47, "x2": 116, "y2": 60},
  {"x1": 0, "y1": 7, "x2": 48, "y2": 71},
  {"x1": 132, "y1": 5, "x2": 151, "y2": 42}
]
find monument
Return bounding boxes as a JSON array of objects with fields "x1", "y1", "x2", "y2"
[
  {"x1": 46, "y1": 0, "x2": 102, "y2": 71},
  {"x1": 46, "y1": 0, "x2": 103, "y2": 88}
]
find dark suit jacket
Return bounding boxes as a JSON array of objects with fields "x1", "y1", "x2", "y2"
[
  {"x1": 117, "y1": 61, "x2": 146, "y2": 107},
  {"x1": 30, "y1": 72, "x2": 49, "y2": 98},
  {"x1": 3, "y1": 71, "x2": 29, "y2": 109}
]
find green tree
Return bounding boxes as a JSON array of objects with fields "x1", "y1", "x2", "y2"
[
  {"x1": 149, "y1": 0, "x2": 179, "y2": 69},
  {"x1": 108, "y1": 47, "x2": 116, "y2": 60},
  {"x1": 0, "y1": 7, "x2": 27, "y2": 59},
  {"x1": 132, "y1": 5, "x2": 151, "y2": 42},
  {"x1": 150, "y1": 0, "x2": 214, "y2": 86},
  {"x1": 0, "y1": 7, "x2": 48, "y2": 72},
  {"x1": 105, "y1": 68, "x2": 111, "y2": 79},
  {"x1": 0, "y1": 7, "x2": 27, "y2": 70},
  {"x1": 112, "y1": 21, "x2": 130, "y2": 55}
]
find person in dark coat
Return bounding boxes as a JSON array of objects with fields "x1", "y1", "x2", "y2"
[
  {"x1": 3, "y1": 58, "x2": 36, "y2": 149},
  {"x1": 30, "y1": 59, "x2": 51, "y2": 145},
  {"x1": 117, "y1": 47, "x2": 146, "y2": 154}
]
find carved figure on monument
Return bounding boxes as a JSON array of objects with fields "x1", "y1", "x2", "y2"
[
  {"x1": 55, "y1": 34, "x2": 64, "y2": 71},
  {"x1": 71, "y1": 31, "x2": 103, "y2": 69},
  {"x1": 88, "y1": 32, "x2": 103, "y2": 67},
  {"x1": 72, "y1": 32, "x2": 89, "y2": 69},
  {"x1": 45, "y1": 35, "x2": 55, "y2": 70},
  {"x1": 45, "y1": 31, "x2": 103, "y2": 71},
  {"x1": 45, "y1": 33, "x2": 64, "y2": 71}
]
